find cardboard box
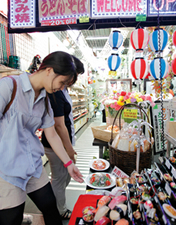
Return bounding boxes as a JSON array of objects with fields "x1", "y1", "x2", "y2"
[{"x1": 91, "y1": 125, "x2": 119, "y2": 142}]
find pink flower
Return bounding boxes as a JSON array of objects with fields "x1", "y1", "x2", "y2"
[
  {"x1": 110, "y1": 103, "x2": 115, "y2": 109},
  {"x1": 151, "y1": 102, "x2": 156, "y2": 107},
  {"x1": 115, "y1": 105, "x2": 121, "y2": 110},
  {"x1": 124, "y1": 95, "x2": 129, "y2": 100},
  {"x1": 145, "y1": 95, "x2": 152, "y2": 102},
  {"x1": 140, "y1": 95, "x2": 146, "y2": 100}
]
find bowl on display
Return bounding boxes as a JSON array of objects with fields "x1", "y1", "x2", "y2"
[
  {"x1": 163, "y1": 203, "x2": 176, "y2": 219},
  {"x1": 89, "y1": 159, "x2": 110, "y2": 171},
  {"x1": 82, "y1": 206, "x2": 95, "y2": 216},
  {"x1": 169, "y1": 157, "x2": 176, "y2": 164}
]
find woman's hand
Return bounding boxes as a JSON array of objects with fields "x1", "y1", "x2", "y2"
[
  {"x1": 67, "y1": 149, "x2": 77, "y2": 164},
  {"x1": 67, "y1": 163, "x2": 84, "y2": 183}
]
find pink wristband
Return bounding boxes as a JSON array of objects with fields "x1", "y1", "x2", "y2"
[{"x1": 64, "y1": 160, "x2": 72, "y2": 168}]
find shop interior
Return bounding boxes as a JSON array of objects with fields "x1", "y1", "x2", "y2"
[{"x1": 1, "y1": 1, "x2": 176, "y2": 225}]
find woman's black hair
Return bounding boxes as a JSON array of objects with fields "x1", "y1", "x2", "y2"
[
  {"x1": 38, "y1": 51, "x2": 77, "y2": 84},
  {"x1": 38, "y1": 51, "x2": 78, "y2": 113},
  {"x1": 67, "y1": 55, "x2": 85, "y2": 87}
]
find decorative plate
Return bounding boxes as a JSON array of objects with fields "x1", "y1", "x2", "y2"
[
  {"x1": 163, "y1": 203, "x2": 176, "y2": 219},
  {"x1": 89, "y1": 159, "x2": 110, "y2": 171},
  {"x1": 85, "y1": 172, "x2": 116, "y2": 190}
]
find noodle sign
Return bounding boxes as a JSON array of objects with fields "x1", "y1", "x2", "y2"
[{"x1": 123, "y1": 109, "x2": 138, "y2": 119}]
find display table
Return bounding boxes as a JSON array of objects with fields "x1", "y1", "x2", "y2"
[
  {"x1": 68, "y1": 194, "x2": 103, "y2": 225},
  {"x1": 92, "y1": 138, "x2": 108, "y2": 158}
]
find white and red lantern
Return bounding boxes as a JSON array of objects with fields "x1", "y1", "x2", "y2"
[
  {"x1": 130, "y1": 58, "x2": 148, "y2": 80},
  {"x1": 172, "y1": 57, "x2": 176, "y2": 75},
  {"x1": 130, "y1": 28, "x2": 149, "y2": 51},
  {"x1": 173, "y1": 30, "x2": 176, "y2": 47}
]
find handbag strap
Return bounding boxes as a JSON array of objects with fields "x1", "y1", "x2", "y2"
[{"x1": 2, "y1": 76, "x2": 17, "y2": 116}]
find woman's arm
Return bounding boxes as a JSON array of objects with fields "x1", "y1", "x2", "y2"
[
  {"x1": 43, "y1": 126, "x2": 83, "y2": 183},
  {"x1": 54, "y1": 116, "x2": 76, "y2": 163}
]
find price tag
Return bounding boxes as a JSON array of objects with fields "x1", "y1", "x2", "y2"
[
  {"x1": 165, "y1": 159, "x2": 170, "y2": 169},
  {"x1": 162, "y1": 215, "x2": 167, "y2": 224},
  {"x1": 79, "y1": 15, "x2": 89, "y2": 23},
  {"x1": 165, "y1": 182, "x2": 171, "y2": 196},
  {"x1": 108, "y1": 71, "x2": 117, "y2": 76},
  {"x1": 154, "y1": 196, "x2": 158, "y2": 203},
  {"x1": 172, "y1": 167, "x2": 176, "y2": 179},
  {"x1": 159, "y1": 156, "x2": 164, "y2": 164},
  {"x1": 123, "y1": 109, "x2": 138, "y2": 119},
  {"x1": 129, "y1": 213, "x2": 133, "y2": 221},
  {"x1": 136, "y1": 14, "x2": 146, "y2": 21},
  {"x1": 128, "y1": 201, "x2": 131, "y2": 213}
]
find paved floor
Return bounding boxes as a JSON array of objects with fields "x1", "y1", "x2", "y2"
[{"x1": 23, "y1": 114, "x2": 104, "y2": 225}]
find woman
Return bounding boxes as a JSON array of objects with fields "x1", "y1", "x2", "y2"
[
  {"x1": 41, "y1": 56, "x2": 84, "y2": 219},
  {"x1": 0, "y1": 51, "x2": 83, "y2": 225}
]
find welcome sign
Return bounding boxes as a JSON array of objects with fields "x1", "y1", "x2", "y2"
[{"x1": 91, "y1": 0, "x2": 147, "y2": 18}]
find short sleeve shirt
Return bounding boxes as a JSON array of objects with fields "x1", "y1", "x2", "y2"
[
  {"x1": 42, "y1": 90, "x2": 73, "y2": 148},
  {"x1": 0, "y1": 73, "x2": 55, "y2": 191}
]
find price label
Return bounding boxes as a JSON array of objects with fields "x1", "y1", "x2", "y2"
[
  {"x1": 123, "y1": 109, "x2": 138, "y2": 119},
  {"x1": 159, "y1": 156, "x2": 164, "y2": 164},
  {"x1": 172, "y1": 167, "x2": 176, "y2": 179},
  {"x1": 142, "y1": 212, "x2": 145, "y2": 221},
  {"x1": 165, "y1": 159, "x2": 170, "y2": 169},
  {"x1": 162, "y1": 215, "x2": 167, "y2": 224},
  {"x1": 79, "y1": 15, "x2": 89, "y2": 23},
  {"x1": 136, "y1": 14, "x2": 146, "y2": 21},
  {"x1": 108, "y1": 71, "x2": 117, "y2": 76},
  {"x1": 154, "y1": 196, "x2": 158, "y2": 203},
  {"x1": 128, "y1": 201, "x2": 131, "y2": 214},
  {"x1": 165, "y1": 182, "x2": 171, "y2": 196}
]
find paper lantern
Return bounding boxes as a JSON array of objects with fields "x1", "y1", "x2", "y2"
[
  {"x1": 149, "y1": 28, "x2": 168, "y2": 52},
  {"x1": 130, "y1": 28, "x2": 149, "y2": 51},
  {"x1": 107, "y1": 54, "x2": 121, "y2": 71},
  {"x1": 172, "y1": 58, "x2": 176, "y2": 74},
  {"x1": 173, "y1": 31, "x2": 176, "y2": 47},
  {"x1": 150, "y1": 57, "x2": 168, "y2": 79},
  {"x1": 130, "y1": 58, "x2": 148, "y2": 79},
  {"x1": 108, "y1": 31, "x2": 123, "y2": 50}
]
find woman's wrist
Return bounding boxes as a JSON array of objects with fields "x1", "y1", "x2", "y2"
[{"x1": 64, "y1": 160, "x2": 73, "y2": 168}]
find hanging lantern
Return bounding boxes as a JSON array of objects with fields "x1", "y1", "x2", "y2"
[
  {"x1": 108, "y1": 31, "x2": 123, "y2": 50},
  {"x1": 107, "y1": 54, "x2": 121, "y2": 71},
  {"x1": 149, "y1": 28, "x2": 168, "y2": 53},
  {"x1": 130, "y1": 58, "x2": 148, "y2": 79},
  {"x1": 130, "y1": 28, "x2": 149, "y2": 51},
  {"x1": 150, "y1": 57, "x2": 168, "y2": 79},
  {"x1": 173, "y1": 31, "x2": 176, "y2": 47},
  {"x1": 172, "y1": 57, "x2": 176, "y2": 74}
]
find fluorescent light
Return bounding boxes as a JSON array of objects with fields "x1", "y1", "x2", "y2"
[{"x1": 86, "y1": 36, "x2": 109, "y2": 40}]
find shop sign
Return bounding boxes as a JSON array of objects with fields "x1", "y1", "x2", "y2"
[
  {"x1": 10, "y1": 0, "x2": 36, "y2": 28},
  {"x1": 123, "y1": 108, "x2": 138, "y2": 119},
  {"x1": 148, "y1": 0, "x2": 176, "y2": 16},
  {"x1": 152, "y1": 101, "x2": 169, "y2": 154},
  {"x1": 41, "y1": 17, "x2": 77, "y2": 26},
  {"x1": 38, "y1": 0, "x2": 90, "y2": 24},
  {"x1": 91, "y1": 0, "x2": 147, "y2": 19}
]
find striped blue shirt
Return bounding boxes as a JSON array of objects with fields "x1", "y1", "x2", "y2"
[{"x1": 0, "y1": 72, "x2": 54, "y2": 191}]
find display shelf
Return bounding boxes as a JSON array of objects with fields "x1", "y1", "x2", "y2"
[
  {"x1": 73, "y1": 111, "x2": 88, "y2": 122},
  {"x1": 74, "y1": 113, "x2": 88, "y2": 133},
  {"x1": 0, "y1": 64, "x2": 22, "y2": 76},
  {"x1": 164, "y1": 132, "x2": 176, "y2": 157}
]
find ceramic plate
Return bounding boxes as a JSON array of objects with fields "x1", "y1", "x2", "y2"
[
  {"x1": 163, "y1": 203, "x2": 176, "y2": 219},
  {"x1": 86, "y1": 190, "x2": 111, "y2": 195},
  {"x1": 89, "y1": 159, "x2": 110, "y2": 171},
  {"x1": 85, "y1": 172, "x2": 116, "y2": 190}
]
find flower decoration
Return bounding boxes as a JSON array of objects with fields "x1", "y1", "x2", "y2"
[{"x1": 102, "y1": 91, "x2": 155, "y2": 117}]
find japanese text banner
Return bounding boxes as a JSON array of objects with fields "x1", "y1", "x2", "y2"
[
  {"x1": 38, "y1": 0, "x2": 90, "y2": 22},
  {"x1": 10, "y1": 0, "x2": 36, "y2": 28}
]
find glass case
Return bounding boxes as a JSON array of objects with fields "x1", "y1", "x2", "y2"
[{"x1": 105, "y1": 79, "x2": 132, "y2": 94}]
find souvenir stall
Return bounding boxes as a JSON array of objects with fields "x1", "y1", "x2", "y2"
[{"x1": 8, "y1": 0, "x2": 176, "y2": 224}]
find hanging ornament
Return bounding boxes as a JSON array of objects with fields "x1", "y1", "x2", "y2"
[
  {"x1": 149, "y1": 28, "x2": 168, "y2": 53},
  {"x1": 173, "y1": 30, "x2": 176, "y2": 47},
  {"x1": 107, "y1": 54, "x2": 121, "y2": 71},
  {"x1": 150, "y1": 57, "x2": 168, "y2": 79},
  {"x1": 108, "y1": 30, "x2": 123, "y2": 50},
  {"x1": 172, "y1": 57, "x2": 176, "y2": 74},
  {"x1": 130, "y1": 58, "x2": 148, "y2": 79},
  {"x1": 130, "y1": 28, "x2": 149, "y2": 51}
]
